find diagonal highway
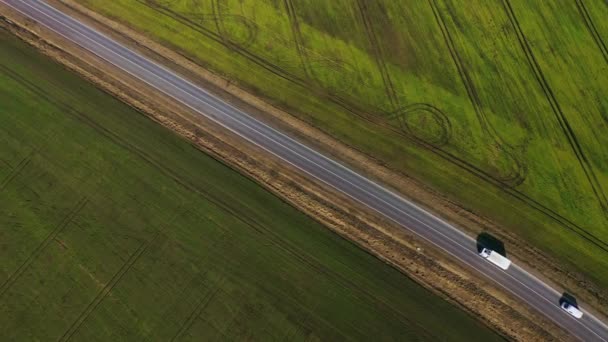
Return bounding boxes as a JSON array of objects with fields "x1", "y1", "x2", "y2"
[{"x1": 2, "y1": 0, "x2": 607, "y2": 340}]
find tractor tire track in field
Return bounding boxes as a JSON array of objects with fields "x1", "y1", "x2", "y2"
[
  {"x1": 0, "y1": 62, "x2": 419, "y2": 329},
  {"x1": 167, "y1": 233, "x2": 231, "y2": 341},
  {"x1": 0, "y1": 158, "x2": 12, "y2": 171},
  {"x1": 0, "y1": 147, "x2": 37, "y2": 192},
  {"x1": 501, "y1": 0, "x2": 608, "y2": 218},
  {"x1": 283, "y1": 0, "x2": 314, "y2": 80},
  {"x1": 170, "y1": 281, "x2": 223, "y2": 342},
  {"x1": 0, "y1": 197, "x2": 88, "y2": 299},
  {"x1": 575, "y1": 0, "x2": 608, "y2": 65},
  {"x1": 59, "y1": 230, "x2": 165, "y2": 341},
  {"x1": 357, "y1": 0, "x2": 452, "y2": 145},
  {"x1": 355, "y1": 0, "x2": 399, "y2": 110},
  {"x1": 281, "y1": 0, "x2": 359, "y2": 94},
  {"x1": 209, "y1": 0, "x2": 258, "y2": 49},
  {"x1": 387, "y1": 103, "x2": 453, "y2": 146},
  {"x1": 428, "y1": 0, "x2": 527, "y2": 187},
  {"x1": 60, "y1": 206, "x2": 188, "y2": 341}
]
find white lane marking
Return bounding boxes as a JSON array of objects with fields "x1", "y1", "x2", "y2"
[{"x1": 7, "y1": 1, "x2": 607, "y2": 340}]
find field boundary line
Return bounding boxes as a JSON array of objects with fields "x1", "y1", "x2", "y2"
[
  {"x1": 575, "y1": 0, "x2": 608, "y2": 65},
  {"x1": 0, "y1": 197, "x2": 87, "y2": 299},
  {"x1": 501, "y1": 0, "x2": 608, "y2": 217}
]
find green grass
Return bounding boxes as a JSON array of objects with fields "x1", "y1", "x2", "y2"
[
  {"x1": 76, "y1": 0, "x2": 608, "y2": 294},
  {"x1": 0, "y1": 29, "x2": 503, "y2": 340}
]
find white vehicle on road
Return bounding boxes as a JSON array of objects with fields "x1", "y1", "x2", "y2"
[
  {"x1": 561, "y1": 302, "x2": 584, "y2": 319},
  {"x1": 479, "y1": 248, "x2": 511, "y2": 270}
]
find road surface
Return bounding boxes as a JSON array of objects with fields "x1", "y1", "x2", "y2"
[{"x1": 2, "y1": 0, "x2": 607, "y2": 340}]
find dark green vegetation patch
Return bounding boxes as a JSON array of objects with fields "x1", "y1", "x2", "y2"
[
  {"x1": 0, "y1": 30, "x2": 502, "y2": 341},
  {"x1": 79, "y1": 0, "x2": 608, "y2": 293}
]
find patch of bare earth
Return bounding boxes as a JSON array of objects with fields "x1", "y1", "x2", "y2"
[{"x1": 2, "y1": 2, "x2": 595, "y2": 340}]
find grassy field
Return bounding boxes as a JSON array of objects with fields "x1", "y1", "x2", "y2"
[
  {"x1": 0, "y1": 29, "x2": 504, "y2": 340},
  {"x1": 76, "y1": 0, "x2": 608, "y2": 293}
]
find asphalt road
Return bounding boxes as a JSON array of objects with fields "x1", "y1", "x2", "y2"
[{"x1": 3, "y1": 0, "x2": 608, "y2": 340}]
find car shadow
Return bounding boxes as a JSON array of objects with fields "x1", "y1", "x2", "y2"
[
  {"x1": 559, "y1": 292, "x2": 579, "y2": 307},
  {"x1": 476, "y1": 232, "x2": 507, "y2": 257}
]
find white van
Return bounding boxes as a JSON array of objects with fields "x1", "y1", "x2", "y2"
[
  {"x1": 479, "y1": 248, "x2": 511, "y2": 270},
  {"x1": 561, "y1": 302, "x2": 584, "y2": 319}
]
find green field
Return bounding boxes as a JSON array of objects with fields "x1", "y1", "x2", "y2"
[
  {"x1": 0, "y1": 29, "x2": 503, "y2": 340},
  {"x1": 76, "y1": 0, "x2": 608, "y2": 294}
]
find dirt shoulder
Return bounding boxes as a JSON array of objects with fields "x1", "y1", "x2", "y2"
[{"x1": 0, "y1": 2, "x2": 578, "y2": 340}]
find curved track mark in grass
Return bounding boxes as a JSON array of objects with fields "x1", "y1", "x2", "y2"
[
  {"x1": 356, "y1": 1, "x2": 454, "y2": 147},
  {"x1": 428, "y1": 0, "x2": 527, "y2": 187},
  {"x1": 148, "y1": 0, "x2": 259, "y2": 49},
  {"x1": 189, "y1": 13, "x2": 258, "y2": 49},
  {"x1": 388, "y1": 103, "x2": 452, "y2": 146},
  {"x1": 575, "y1": 0, "x2": 608, "y2": 65},
  {"x1": 501, "y1": 0, "x2": 608, "y2": 217},
  {"x1": 210, "y1": 0, "x2": 258, "y2": 49},
  {"x1": 108, "y1": 1, "x2": 608, "y2": 254}
]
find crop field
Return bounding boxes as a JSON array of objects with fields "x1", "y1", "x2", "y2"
[
  {"x1": 76, "y1": 0, "x2": 608, "y2": 293},
  {"x1": 0, "y1": 29, "x2": 503, "y2": 340}
]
